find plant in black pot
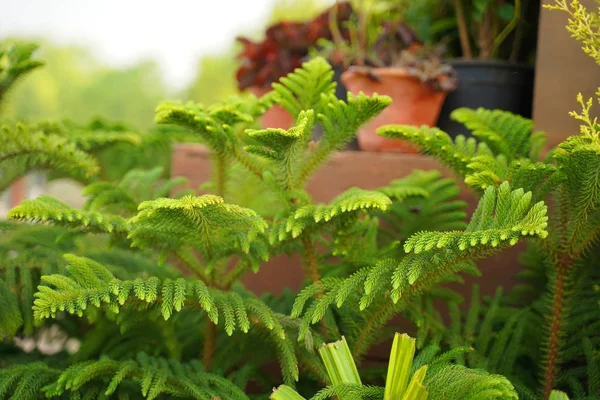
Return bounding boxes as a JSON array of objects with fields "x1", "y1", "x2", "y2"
[{"x1": 436, "y1": 0, "x2": 540, "y2": 136}]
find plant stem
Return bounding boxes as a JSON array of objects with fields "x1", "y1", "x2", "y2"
[
  {"x1": 203, "y1": 319, "x2": 216, "y2": 370},
  {"x1": 302, "y1": 235, "x2": 321, "y2": 283},
  {"x1": 203, "y1": 152, "x2": 227, "y2": 369},
  {"x1": 478, "y1": 7, "x2": 494, "y2": 59},
  {"x1": 509, "y1": 0, "x2": 528, "y2": 62},
  {"x1": 329, "y1": 1, "x2": 345, "y2": 49},
  {"x1": 541, "y1": 255, "x2": 572, "y2": 400},
  {"x1": 356, "y1": 6, "x2": 368, "y2": 66},
  {"x1": 494, "y1": 0, "x2": 521, "y2": 53},
  {"x1": 454, "y1": 0, "x2": 473, "y2": 59},
  {"x1": 214, "y1": 153, "x2": 227, "y2": 199},
  {"x1": 233, "y1": 146, "x2": 263, "y2": 178}
]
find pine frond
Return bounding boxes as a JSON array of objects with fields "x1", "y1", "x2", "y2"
[
  {"x1": 377, "y1": 124, "x2": 494, "y2": 178},
  {"x1": 245, "y1": 110, "x2": 315, "y2": 189},
  {"x1": 270, "y1": 188, "x2": 392, "y2": 243},
  {"x1": 155, "y1": 98, "x2": 254, "y2": 155},
  {"x1": 379, "y1": 109, "x2": 561, "y2": 195},
  {"x1": 127, "y1": 195, "x2": 267, "y2": 259},
  {"x1": 553, "y1": 135, "x2": 600, "y2": 252},
  {"x1": 292, "y1": 182, "x2": 548, "y2": 349},
  {"x1": 271, "y1": 57, "x2": 337, "y2": 118},
  {"x1": 296, "y1": 92, "x2": 391, "y2": 186},
  {"x1": 33, "y1": 255, "x2": 295, "y2": 369},
  {"x1": 0, "y1": 224, "x2": 83, "y2": 335},
  {"x1": 463, "y1": 154, "x2": 560, "y2": 195},
  {"x1": 0, "y1": 362, "x2": 60, "y2": 400},
  {"x1": 43, "y1": 353, "x2": 249, "y2": 399},
  {"x1": 8, "y1": 196, "x2": 130, "y2": 235},
  {"x1": 450, "y1": 107, "x2": 539, "y2": 160},
  {"x1": 404, "y1": 182, "x2": 548, "y2": 254},
  {"x1": 424, "y1": 364, "x2": 518, "y2": 399},
  {"x1": 0, "y1": 124, "x2": 98, "y2": 191}
]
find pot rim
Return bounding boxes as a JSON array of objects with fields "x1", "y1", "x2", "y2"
[
  {"x1": 343, "y1": 66, "x2": 419, "y2": 79},
  {"x1": 448, "y1": 58, "x2": 533, "y2": 70}
]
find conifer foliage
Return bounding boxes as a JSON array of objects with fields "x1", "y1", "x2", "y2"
[
  {"x1": 373, "y1": 3, "x2": 600, "y2": 398},
  {"x1": 0, "y1": 20, "x2": 596, "y2": 400}
]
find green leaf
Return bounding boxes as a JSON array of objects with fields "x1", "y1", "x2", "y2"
[
  {"x1": 270, "y1": 385, "x2": 307, "y2": 400},
  {"x1": 497, "y1": 4, "x2": 515, "y2": 21},
  {"x1": 318, "y1": 336, "x2": 362, "y2": 390},
  {"x1": 549, "y1": 390, "x2": 570, "y2": 400}
]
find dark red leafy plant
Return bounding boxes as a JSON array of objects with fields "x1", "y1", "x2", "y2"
[{"x1": 235, "y1": 2, "x2": 353, "y2": 90}]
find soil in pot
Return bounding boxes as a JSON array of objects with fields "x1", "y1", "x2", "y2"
[
  {"x1": 342, "y1": 68, "x2": 447, "y2": 153},
  {"x1": 436, "y1": 60, "x2": 534, "y2": 137}
]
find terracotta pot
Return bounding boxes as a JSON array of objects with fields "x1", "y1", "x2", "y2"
[
  {"x1": 249, "y1": 86, "x2": 295, "y2": 129},
  {"x1": 341, "y1": 68, "x2": 447, "y2": 153}
]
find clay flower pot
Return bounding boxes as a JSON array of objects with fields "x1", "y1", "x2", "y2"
[
  {"x1": 341, "y1": 68, "x2": 447, "y2": 153},
  {"x1": 250, "y1": 86, "x2": 295, "y2": 130}
]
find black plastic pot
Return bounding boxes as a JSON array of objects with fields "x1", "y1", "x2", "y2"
[{"x1": 436, "y1": 60, "x2": 535, "y2": 137}]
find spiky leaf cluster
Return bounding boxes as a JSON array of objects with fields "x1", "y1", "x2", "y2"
[
  {"x1": 270, "y1": 188, "x2": 392, "y2": 243},
  {"x1": 155, "y1": 97, "x2": 259, "y2": 156},
  {"x1": 291, "y1": 182, "x2": 548, "y2": 354},
  {"x1": 38, "y1": 353, "x2": 249, "y2": 400},
  {"x1": 128, "y1": 195, "x2": 267, "y2": 258},
  {"x1": 33, "y1": 254, "x2": 299, "y2": 384},
  {"x1": 378, "y1": 108, "x2": 558, "y2": 196}
]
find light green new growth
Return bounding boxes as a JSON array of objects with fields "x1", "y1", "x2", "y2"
[
  {"x1": 128, "y1": 195, "x2": 268, "y2": 257},
  {"x1": 384, "y1": 334, "x2": 428, "y2": 400},
  {"x1": 318, "y1": 336, "x2": 362, "y2": 389},
  {"x1": 271, "y1": 57, "x2": 336, "y2": 118},
  {"x1": 270, "y1": 188, "x2": 392, "y2": 243},
  {"x1": 545, "y1": 0, "x2": 600, "y2": 63},
  {"x1": 550, "y1": 390, "x2": 570, "y2": 400}
]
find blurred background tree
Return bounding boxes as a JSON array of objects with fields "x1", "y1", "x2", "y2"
[
  {"x1": 1, "y1": 40, "x2": 168, "y2": 130},
  {"x1": 2, "y1": 0, "x2": 331, "y2": 126}
]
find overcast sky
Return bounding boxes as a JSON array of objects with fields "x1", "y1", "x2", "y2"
[{"x1": 0, "y1": 0, "x2": 280, "y2": 89}]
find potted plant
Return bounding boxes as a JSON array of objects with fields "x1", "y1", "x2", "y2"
[
  {"x1": 235, "y1": 2, "x2": 353, "y2": 130},
  {"x1": 318, "y1": 1, "x2": 458, "y2": 152},
  {"x1": 435, "y1": 0, "x2": 540, "y2": 136}
]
